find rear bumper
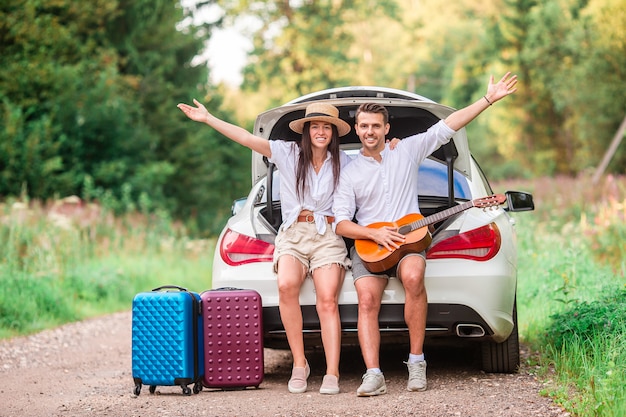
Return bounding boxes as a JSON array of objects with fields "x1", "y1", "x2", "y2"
[{"x1": 262, "y1": 303, "x2": 507, "y2": 349}]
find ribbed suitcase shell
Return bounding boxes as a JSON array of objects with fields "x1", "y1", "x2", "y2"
[
  {"x1": 201, "y1": 288, "x2": 264, "y2": 389},
  {"x1": 132, "y1": 286, "x2": 204, "y2": 395}
]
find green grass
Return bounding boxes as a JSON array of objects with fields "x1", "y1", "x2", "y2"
[
  {"x1": 515, "y1": 215, "x2": 618, "y2": 338},
  {"x1": 541, "y1": 291, "x2": 626, "y2": 417},
  {"x1": 0, "y1": 199, "x2": 214, "y2": 338},
  {"x1": 497, "y1": 174, "x2": 626, "y2": 416}
]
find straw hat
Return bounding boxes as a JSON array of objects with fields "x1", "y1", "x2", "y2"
[{"x1": 288, "y1": 102, "x2": 351, "y2": 137}]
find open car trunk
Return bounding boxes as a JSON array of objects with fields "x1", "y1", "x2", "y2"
[
  {"x1": 251, "y1": 87, "x2": 472, "y2": 185},
  {"x1": 252, "y1": 87, "x2": 472, "y2": 235}
]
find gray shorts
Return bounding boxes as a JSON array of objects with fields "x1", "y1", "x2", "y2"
[
  {"x1": 273, "y1": 222, "x2": 351, "y2": 275},
  {"x1": 350, "y1": 246, "x2": 425, "y2": 282}
]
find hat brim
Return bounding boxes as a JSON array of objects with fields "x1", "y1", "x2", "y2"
[{"x1": 289, "y1": 116, "x2": 351, "y2": 137}]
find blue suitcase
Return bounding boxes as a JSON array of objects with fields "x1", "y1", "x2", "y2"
[{"x1": 132, "y1": 285, "x2": 204, "y2": 395}]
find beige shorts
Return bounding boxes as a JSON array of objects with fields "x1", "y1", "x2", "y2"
[{"x1": 273, "y1": 222, "x2": 351, "y2": 275}]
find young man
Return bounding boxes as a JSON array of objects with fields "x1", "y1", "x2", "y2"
[{"x1": 332, "y1": 72, "x2": 518, "y2": 396}]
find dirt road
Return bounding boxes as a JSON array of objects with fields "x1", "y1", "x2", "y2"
[{"x1": 0, "y1": 311, "x2": 570, "y2": 417}]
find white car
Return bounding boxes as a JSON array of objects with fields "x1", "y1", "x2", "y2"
[{"x1": 212, "y1": 86, "x2": 534, "y2": 373}]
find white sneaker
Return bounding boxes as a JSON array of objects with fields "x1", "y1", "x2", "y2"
[
  {"x1": 356, "y1": 370, "x2": 387, "y2": 397},
  {"x1": 405, "y1": 360, "x2": 427, "y2": 391}
]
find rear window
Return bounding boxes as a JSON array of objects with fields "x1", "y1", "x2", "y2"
[{"x1": 418, "y1": 158, "x2": 470, "y2": 199}]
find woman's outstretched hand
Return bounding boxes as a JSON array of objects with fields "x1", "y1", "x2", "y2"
[{"x1": 177, "y1": 99, "x2": 209, "y2": 123}]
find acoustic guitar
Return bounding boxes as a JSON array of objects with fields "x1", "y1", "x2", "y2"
[{"x1": 354, "y1": 194, "x2": 506, "y2": 273}]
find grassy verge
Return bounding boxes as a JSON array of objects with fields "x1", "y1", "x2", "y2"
[
  {"x1": 0, "y1": 198, "x2": 214, "y2": 339},
  {"x1": 543, "y1": 288, "x2": 626, "y2": 416},
  {"x1": 497, "y1": 174, "x2": 626, "y2": 416}
]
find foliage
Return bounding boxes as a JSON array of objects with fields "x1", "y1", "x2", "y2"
[
  {"x1": 497, "y1": 174, "x2": 626, "y2": 417},
  {"x1": 540, "y1": 288, "x2": 626, "y2": 416},
  {"x1": 213, "y1": 0, "x2": 399, "y2": 107},
  {"x1": 2, "y1": 0, "x2": 625, "y2": 237},
  {"x1": 544, "y1": 287, "x2": 626, "y2": 351},
  {"x1": 580, "y1": 175, "x2": 626, "y2": 271},
  {"x1": 504, "y1": 175, "x2": 626, "y2": 328},
  {"x1": 514, "y1": 212, "x2": 615, "y2": 338},
  {"x1": 215, "y1": 0, "x2": 626, "y2": 181},
  {"x1": 0, "y1": 0, "x2": 250, "y2": 236},
  {"x1": 0, "y1": 198, "x2": 213, "y2": 338}
]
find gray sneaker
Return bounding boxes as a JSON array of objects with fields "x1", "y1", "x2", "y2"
[
  {"x1": 405, "y1": 360, "x2": 427, "y2": 391},
  {"x1": 356, "y1": 370, "x2": 387, "y2": 397}
]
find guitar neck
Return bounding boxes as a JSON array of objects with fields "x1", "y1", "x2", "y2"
[{"x1": 409, "y1": 200, "x2": 475, "y2": 231}]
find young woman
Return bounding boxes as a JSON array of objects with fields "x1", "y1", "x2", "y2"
[{"x1": 177, "y1": 99, "x2": 352, "y2": 394}]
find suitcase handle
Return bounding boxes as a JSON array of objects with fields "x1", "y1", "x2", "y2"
[
  {"x1": 210, "y1": 287, "x2": 242, "y2": 291},
  {"x1": 152, "y1": 285, "x2": 188, "y2": 292}
]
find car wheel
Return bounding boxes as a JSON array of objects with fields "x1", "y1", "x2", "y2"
[{"x1": 480, "y1": 300, "x2": 520, "y2": 373}]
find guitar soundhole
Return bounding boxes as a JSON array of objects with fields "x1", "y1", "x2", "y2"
[{"x1": 398, "y1": 225, "x2": 412, "y2": 235}]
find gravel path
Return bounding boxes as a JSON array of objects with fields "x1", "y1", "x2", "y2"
[{"x1": 0, "y1": 311, "x2": 571, "y2": 417}]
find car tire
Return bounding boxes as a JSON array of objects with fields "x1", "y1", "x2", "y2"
[{"x1": 480, "y1": 300, "x2": 520, "y2": 373}]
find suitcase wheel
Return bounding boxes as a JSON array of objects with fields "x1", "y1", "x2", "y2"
[
  {"x1": 133, "y1": 384, "x2": 141, "y2": 396},
  {"x1": 193, "y1": 382, "x2": 203, "y2": 394},
  {"x1": 181, "y1": 385, "x2": 192, "y2": 396},
  {"x1": 149, "y1": 385, "x2": 156, "y2": 394}
]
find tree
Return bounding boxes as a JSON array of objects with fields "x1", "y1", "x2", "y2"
[
  {"x1": 496, "y1": 0, "x2": 626, "y2": 175},
  {"x1": 215, "y1": 0, "x2": 398, "y2": 106},
  {"x1": 559, "y1": 0, "x2": 626, "y2": 172},
  {"x1": 0, "y1": 0, "x2": 124, "y2": 197},
  {"x1": 0, "y1": 0, "x2": 254, "y2": 235},
  {"x1": 216, "y1": 0, "x2": 626, "y2": 179}
]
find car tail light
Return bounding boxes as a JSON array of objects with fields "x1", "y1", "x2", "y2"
[
  {"x1": 219, "y1": 228, "x2": 275, "y2": 266},
  {"x1": 426, "y1": 223, "x2": 501, "y2": 261}
]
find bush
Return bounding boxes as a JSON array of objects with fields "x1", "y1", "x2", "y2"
[
  {"x1": 540, "y1": 286, "x2": 626, "y2": 417},
  {"x1": 543, "y1": 286, "x2": 626, "y2": 351}
]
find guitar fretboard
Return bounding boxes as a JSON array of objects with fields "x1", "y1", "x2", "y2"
[{"x1": 406, "y1": 200, "x2": 475, "y2": 232}]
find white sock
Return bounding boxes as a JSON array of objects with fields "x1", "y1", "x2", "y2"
[
  {"x1": 367, "y1": 368, "x2": 383, "y2": 374},
  {"x1": 408, "y1": 353, "x2": 424, "y2": 363}
]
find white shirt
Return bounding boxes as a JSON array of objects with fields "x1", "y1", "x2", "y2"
[
  {"x1": 269, "y1": 141, "x2": 352, "y2": 234},
  {"x1": 333, "y1": 120, "x2": 456, "y2": 227}
]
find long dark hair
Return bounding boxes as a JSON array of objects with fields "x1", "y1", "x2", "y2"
[{"x1": 295, "y1": 121, "x2": 341, "y2": 200}]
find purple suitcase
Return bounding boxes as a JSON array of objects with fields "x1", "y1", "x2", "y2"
[{"x1": 200, "y1": 288, "x2": 264, "y2": 389}]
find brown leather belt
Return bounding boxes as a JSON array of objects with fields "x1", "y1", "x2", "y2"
[{"x1": 297, "y1": 213, "x2": 335, "y2": 224}]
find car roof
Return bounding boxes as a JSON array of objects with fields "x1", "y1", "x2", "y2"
[{"x1": 251, "y1": 86, "x2": 471, "y2": 185}]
